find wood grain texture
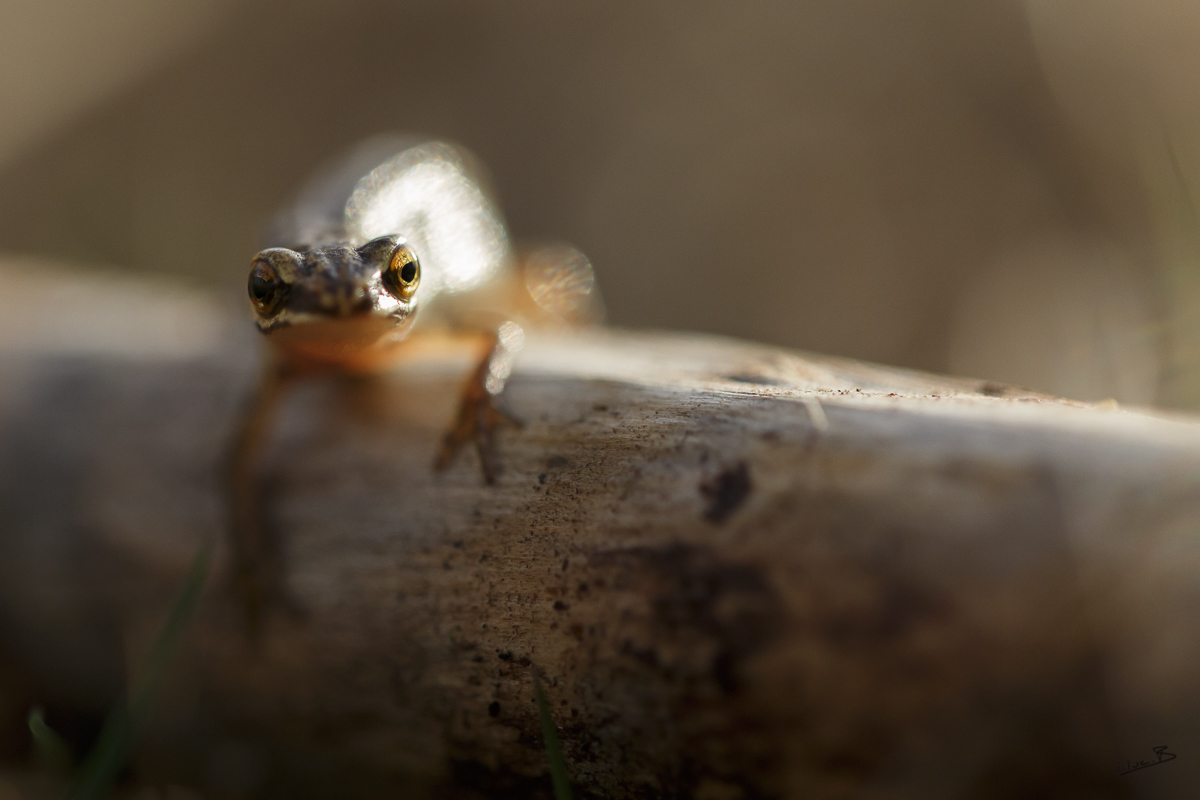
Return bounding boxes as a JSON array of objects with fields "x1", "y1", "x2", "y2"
[{"x1": 0, "y1": 263, "x2": 1197, "y2": 799}]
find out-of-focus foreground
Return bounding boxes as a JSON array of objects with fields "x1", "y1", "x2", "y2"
[{"x1": 0, "y1": 1, "x2": 1197, "y2": 406}]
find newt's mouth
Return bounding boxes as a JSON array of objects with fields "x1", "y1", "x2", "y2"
[{"x1": 254, "y1": 282, "x2": 413, "y2": 332}]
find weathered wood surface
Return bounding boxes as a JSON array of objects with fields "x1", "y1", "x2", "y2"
[{"x1": 1, "y1": 261, "x2": 1199, "y2": 798}]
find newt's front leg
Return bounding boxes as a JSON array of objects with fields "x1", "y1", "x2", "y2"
[
  {"x1": 434, "y1": 321, "x2": 525, "y2": 483},
  {"x1": 227, "y1": 361, "x2": 300, "y2": 632}
]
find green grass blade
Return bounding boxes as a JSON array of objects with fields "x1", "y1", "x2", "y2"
[
  {"x1": 27, "y1": 707, "x2": 73, "y2": 775},
  {"x1": 534, "y1": 672, "x2": 573, "y2": 800},
  {"x1": 126, "y1": 542, "x2": 213, "y2": 718},
  {"x1": 67, "y1": 541, "x2": 213, "y2": 800}
]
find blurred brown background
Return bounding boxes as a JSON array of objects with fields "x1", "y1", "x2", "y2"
[{"x1": 0, "y1": 0, "x2": 1197, "y2": 407}]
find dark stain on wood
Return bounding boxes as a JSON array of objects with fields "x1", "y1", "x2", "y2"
[
  {"x1": 590, "y1": 542, "x2": 784, "y2": 694},
  {"x1": 700, "y1": 461, "x2": 752, "y2": 523}
]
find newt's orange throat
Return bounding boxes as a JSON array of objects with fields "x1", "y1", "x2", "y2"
[{"x1": 266, "y1": 316, "x2": 414, "y2": 372}]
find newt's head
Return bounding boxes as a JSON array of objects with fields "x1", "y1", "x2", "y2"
[{"x1": 246, "y1": 234, "x2": 421, "y2": 369}]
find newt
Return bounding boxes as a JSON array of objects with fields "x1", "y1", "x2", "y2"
[{"x1": 229, "y1": 137, "x2": 601, "y2": 627}]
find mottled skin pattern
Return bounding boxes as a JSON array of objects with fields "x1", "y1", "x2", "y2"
[
  {"x1": 247, "y1": 235, "x2": 426, "y2": 374},
  {"x1": 251, "y1": 237, "x2": 417, "y2": 335}
]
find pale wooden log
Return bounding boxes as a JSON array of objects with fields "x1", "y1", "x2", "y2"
[{"x1": 1, "y1": 259, "x2": 1199, "y2": 799}]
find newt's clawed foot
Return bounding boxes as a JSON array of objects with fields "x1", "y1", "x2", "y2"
[
  {"x1": 435, "y1": 385, "x2": 523, "y2": 484},
  {"x1": 434, "y1": 325, "x2": 525, "y2": 483},
  {"x1": 227, "y1": 364, "x2": 309, "y2": 638}
]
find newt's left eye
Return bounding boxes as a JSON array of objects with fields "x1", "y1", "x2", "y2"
[
  {"x1": 383, "y1": 245, "x2": 421, "y2": 301},
  {"x1": 248, "y1": 259, "x2": 287, "y2": 316}
]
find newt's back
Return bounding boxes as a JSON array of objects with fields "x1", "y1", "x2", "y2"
[{"x1": 264, "y1": 136, "x2": 512, "y2": 302}]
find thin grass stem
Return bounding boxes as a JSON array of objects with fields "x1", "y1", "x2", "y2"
[
  {"x1": 67, "y1": 542, "x2": 212, "y2": 800},
  {"x1": 534, "y1": 671, "x2": 573, "y2": 800}
]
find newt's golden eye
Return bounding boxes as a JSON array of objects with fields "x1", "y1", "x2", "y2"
[
  {"x1": 383, "y1": 245, "x2": 421, "y2": 301},
  {"x1": 248, "y1": 260, "x2": 287, "y2": 316}
]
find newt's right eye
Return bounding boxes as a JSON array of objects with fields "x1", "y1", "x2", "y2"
[{"x1": 248, "y1": 260, "x2": 287, "y2": 316}]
